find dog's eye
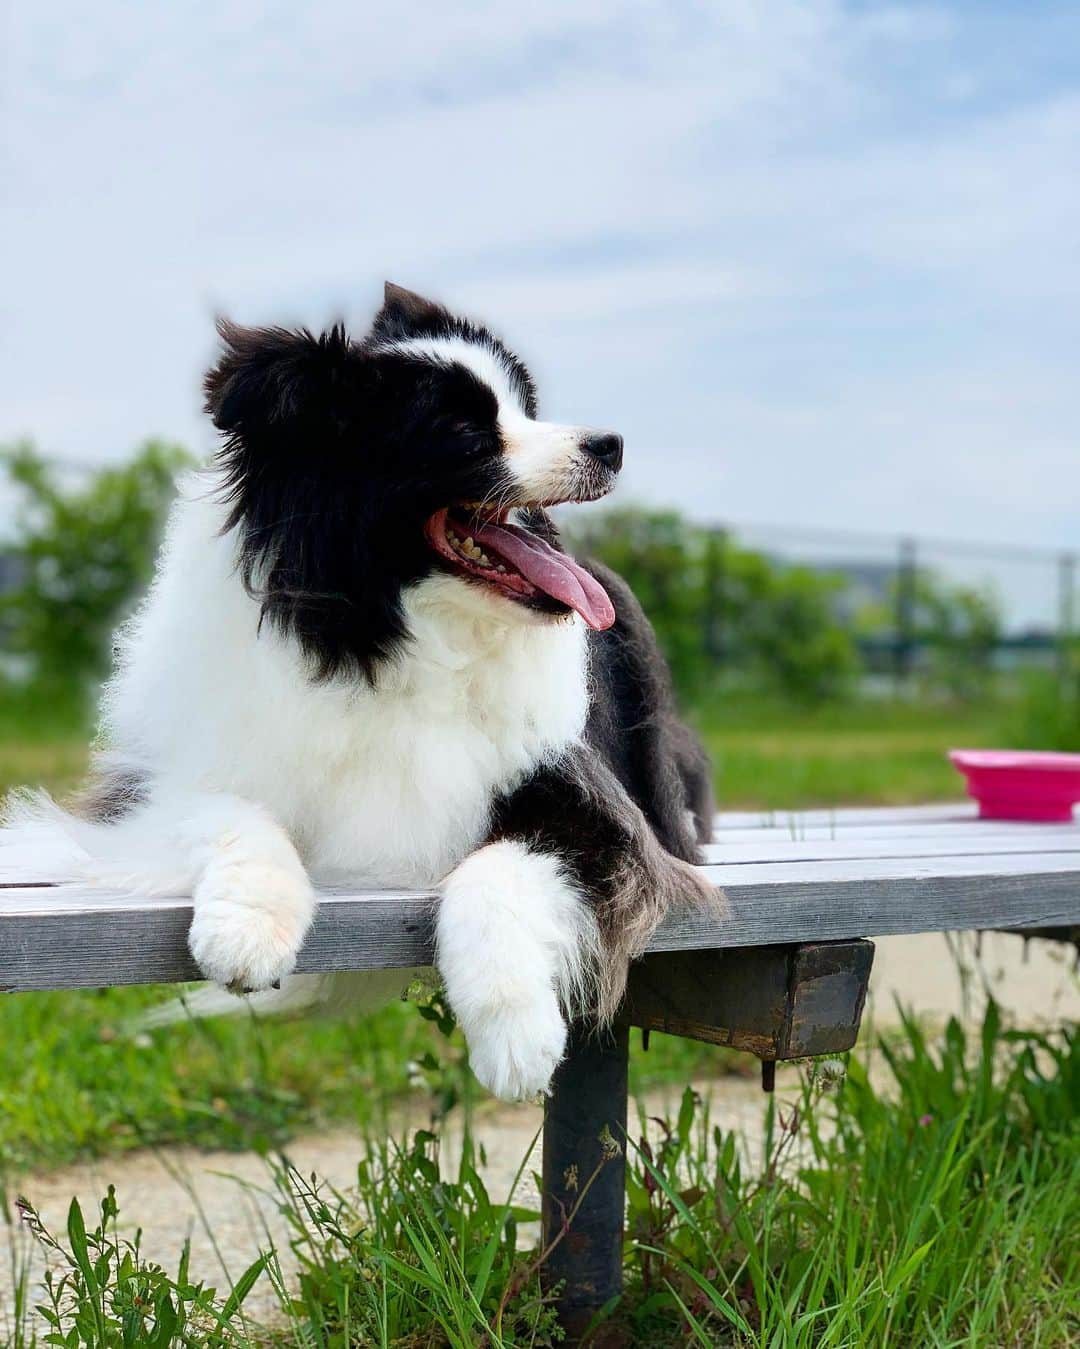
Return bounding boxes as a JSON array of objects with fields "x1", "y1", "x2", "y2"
[{"x1": 446, "y1": 420, "x2": 492, "y2": 454}]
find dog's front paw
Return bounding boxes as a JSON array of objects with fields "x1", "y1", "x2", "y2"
[
  {"x1": 189, "y1": 861, "x2": 314, "y2": 993},
  {"x1": 465, "y1": 986, "x2": 567, "y2": 1102}
]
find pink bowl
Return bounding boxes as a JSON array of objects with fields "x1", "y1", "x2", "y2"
[{"x1": 949, "y1": 749, "x2": 1080, "y2": 822}]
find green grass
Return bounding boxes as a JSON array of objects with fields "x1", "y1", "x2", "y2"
[
  {"x1": 692, "y1": 692, "x2": 1008, "y2": 809},
  {"x1": 613, "y1": 1006, "x2": 1079, "y2": 1347},
  {"x1": 6, "y1": 1006, "x2": 1077, "y2": 1347},
  {"x1": 0, "y1": 985, "x2": 740, "y2": 1174},
  {"x1": 0, "y1": 986, "x2": 440, "y2": 1172},
  {"x1": 0, "y1": 683, "x2": 89, "y2": 801}
]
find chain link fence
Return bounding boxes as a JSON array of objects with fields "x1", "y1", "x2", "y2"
[{"x1": 702, "y1": 520, "x2": 1075, "y2": 691}]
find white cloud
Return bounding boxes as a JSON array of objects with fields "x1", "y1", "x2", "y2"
[{"x1": 1, "y1": 0, "x2": 1078, "y2": 590}]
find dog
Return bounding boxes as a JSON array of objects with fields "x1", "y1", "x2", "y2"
[{"x1": 1, "y1": 283, "x2": 718, "y2": 1101}]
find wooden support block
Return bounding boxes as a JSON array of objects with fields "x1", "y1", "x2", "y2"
[{"x1": 620, "y1": 939, "x2": 875, "y2": 1060}]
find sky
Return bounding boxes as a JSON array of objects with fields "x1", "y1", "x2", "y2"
[{"x1": 2, "y1": 1, "x2": 1078, "y2": 612}]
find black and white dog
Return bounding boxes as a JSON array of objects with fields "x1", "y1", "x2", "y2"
[{"x1": 3, "y1": 284, "x2": 717, "y2": 1100}]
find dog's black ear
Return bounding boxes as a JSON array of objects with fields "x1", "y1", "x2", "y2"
[
  {"x1": 371, "y1": 281, "x2": 449, "y2": 342},
  {"x1": 204, "y1": 319, "x2": 354, "y2": 435}
]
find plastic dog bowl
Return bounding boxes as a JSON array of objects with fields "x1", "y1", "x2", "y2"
[{"x1": 948, "y1": 749, "x2": 1080, "y2": 822}]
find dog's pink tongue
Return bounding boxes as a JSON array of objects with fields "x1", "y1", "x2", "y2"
[{"x1": 474, "y1": 520, "x2": 616, "y2": 631}]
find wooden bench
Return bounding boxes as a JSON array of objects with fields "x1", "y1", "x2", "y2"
[{"x1": 3, "y1": 802, "x2": 1079, "y2": 1341}]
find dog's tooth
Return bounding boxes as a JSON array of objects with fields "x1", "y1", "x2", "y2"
[
  {"x1": 463, "y1": 537, "x2": 474, "y2": 550},
  {"x1": 478, "y1": 551, "x2": 490, "y2": 565},
  {"x1": 496, "y1": 564, "x2": 507, "y2": 573}
]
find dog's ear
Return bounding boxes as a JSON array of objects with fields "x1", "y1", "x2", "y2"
[
  {"x1": 370, "y1": 281, "x2": 449, "y2": 342},
  {"x1": 204, "y1": 319, "x2": 354, "y2": 435}
]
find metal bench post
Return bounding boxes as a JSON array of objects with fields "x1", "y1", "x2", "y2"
[
  {"x1": 539, "y1": 940, "x2": 877, "y2": 1340},
  {"x1": 541, "y1": 1019, "x2": 629, "y2": 1342}
]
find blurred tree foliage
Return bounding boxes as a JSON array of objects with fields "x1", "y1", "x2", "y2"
[
  {"x1": 855, "y1": 569, "x2": 1003, "y2": 700},
  {"x1": 0, "y1": 440, "x2": 191, "y2": 696},
  {"x1": 571, "y1": 506, "x2": 860, "y2": 704},
  {"x1": 1007, "y1": 651, "x2": 1080, "y2": 753},
  {"x1": 909, "y1": 572, "x2": 1001, "y2": 700}
]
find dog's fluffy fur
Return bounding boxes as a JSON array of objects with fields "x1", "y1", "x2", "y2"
[{"x1": 1, "y1": 283, "x2": 718, "y2": 1101}]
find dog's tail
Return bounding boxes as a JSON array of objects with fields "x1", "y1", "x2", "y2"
[{"x1": 0, "y1": 783, "x2": 197, "y2": 896}]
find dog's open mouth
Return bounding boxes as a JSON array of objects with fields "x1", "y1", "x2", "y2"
[{"x1": 424, "y1": 506, "x2": 616, "y2": 631}]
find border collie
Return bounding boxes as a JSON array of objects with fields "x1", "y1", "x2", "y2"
[{"x1": 2, "y1": 283, "x2": 718, "y2": 1101}]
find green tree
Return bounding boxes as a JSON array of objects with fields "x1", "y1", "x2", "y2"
[
  {"x1": 726, "y1": 550, "x2": 860, "y2": 703},
  {"x1": 573, "y1": 507, "x2": 708, "y2": 692},
  {"x1": 571, "y1": 506, "x2": 860, "y2": 704},
  {"x1": 1007, "y1": 649, "x2": 1080, "y2": 752},
  {"x1": 1, "y1": 440, "x2": 191, "y2": 696},
  {"x1": 909, "y1": 571, "x2": 1001, "y2": 700}
]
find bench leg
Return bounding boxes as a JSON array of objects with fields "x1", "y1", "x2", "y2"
[{"x1": 541, "y1": 1020, "x2": 629, "y2": 1342}]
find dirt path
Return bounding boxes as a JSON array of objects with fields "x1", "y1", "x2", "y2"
[
  {"x1": 0, "y1": 1073, "x2": 773, "y2": 1330},
  {"x1": 2, "y1": 931, "x2": 1075, "y2": 1333}
]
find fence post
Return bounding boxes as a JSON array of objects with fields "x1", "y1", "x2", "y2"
[
  {"x1": 703, "y1": 527, "x2": 728, "y2": 665},
  {"x1": 1059, "y1": 552, "x2": 1076, "y2": 688},
  {"x1": 894, "y1": 536, "x2": 918, "y2": 689}
]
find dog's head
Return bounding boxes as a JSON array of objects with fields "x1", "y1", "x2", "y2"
[{"x1": 205, "y1": 283, "x2": 621, "y2": 680}]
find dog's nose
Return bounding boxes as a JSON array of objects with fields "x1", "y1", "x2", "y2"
[{"x1": 581, "y1": 431, "x2": 624, "y2": 471}]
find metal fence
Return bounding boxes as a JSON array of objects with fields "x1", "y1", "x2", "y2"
[{"x1": 702, "y1": 519, "x2": 1076, "y2": 686}]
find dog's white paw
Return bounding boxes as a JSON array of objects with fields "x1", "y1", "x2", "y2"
[
  {"x1": 465, "y1": 986, "x2": 567, "y2": 1102},
  {"x1": 189, "y1": 860, "x2": 314, "y2": 993}
]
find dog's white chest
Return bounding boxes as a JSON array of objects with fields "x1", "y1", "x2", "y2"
[
  {"x1": 291, "y1": 615, "x2": 589, "y2": 885},
  {"x1": 299, "y1": 700, "x2": 527, "y2": 885}
]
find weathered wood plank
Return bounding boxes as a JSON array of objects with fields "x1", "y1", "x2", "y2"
[
  {"x1": 702, "y1": 833, "x2": 1080, "y2": 865},
  {"x1": 713, "y1": 803, "x2": 978, "y2": 829},
  {"x1": 711, "y1": 820, "x2": 1080, "y2": 845},
  {"x1": 3, "y1": 846, "x2": 1079, "y2": 991},
  {"x1": 0, "y1": 891, "x2": 436, "y2": 991}
]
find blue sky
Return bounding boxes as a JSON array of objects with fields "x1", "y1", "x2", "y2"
[{"x1": 2, "y1": 1, "x2": 1078, "y2": 581}]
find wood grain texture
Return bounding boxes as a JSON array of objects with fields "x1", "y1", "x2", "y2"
[
  {"x1": 712, "y1": 803, "x2": 978, "y2": 829},
  {"x1": 710, "y1": 820, "x2": 1080, "y2": 846},
  {"x1": 2, "y1": 809, "x2": 1079, "y2": 992},
  {"x1": 702, "y1": 832, "x2": 1080, "y2": 865}
]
